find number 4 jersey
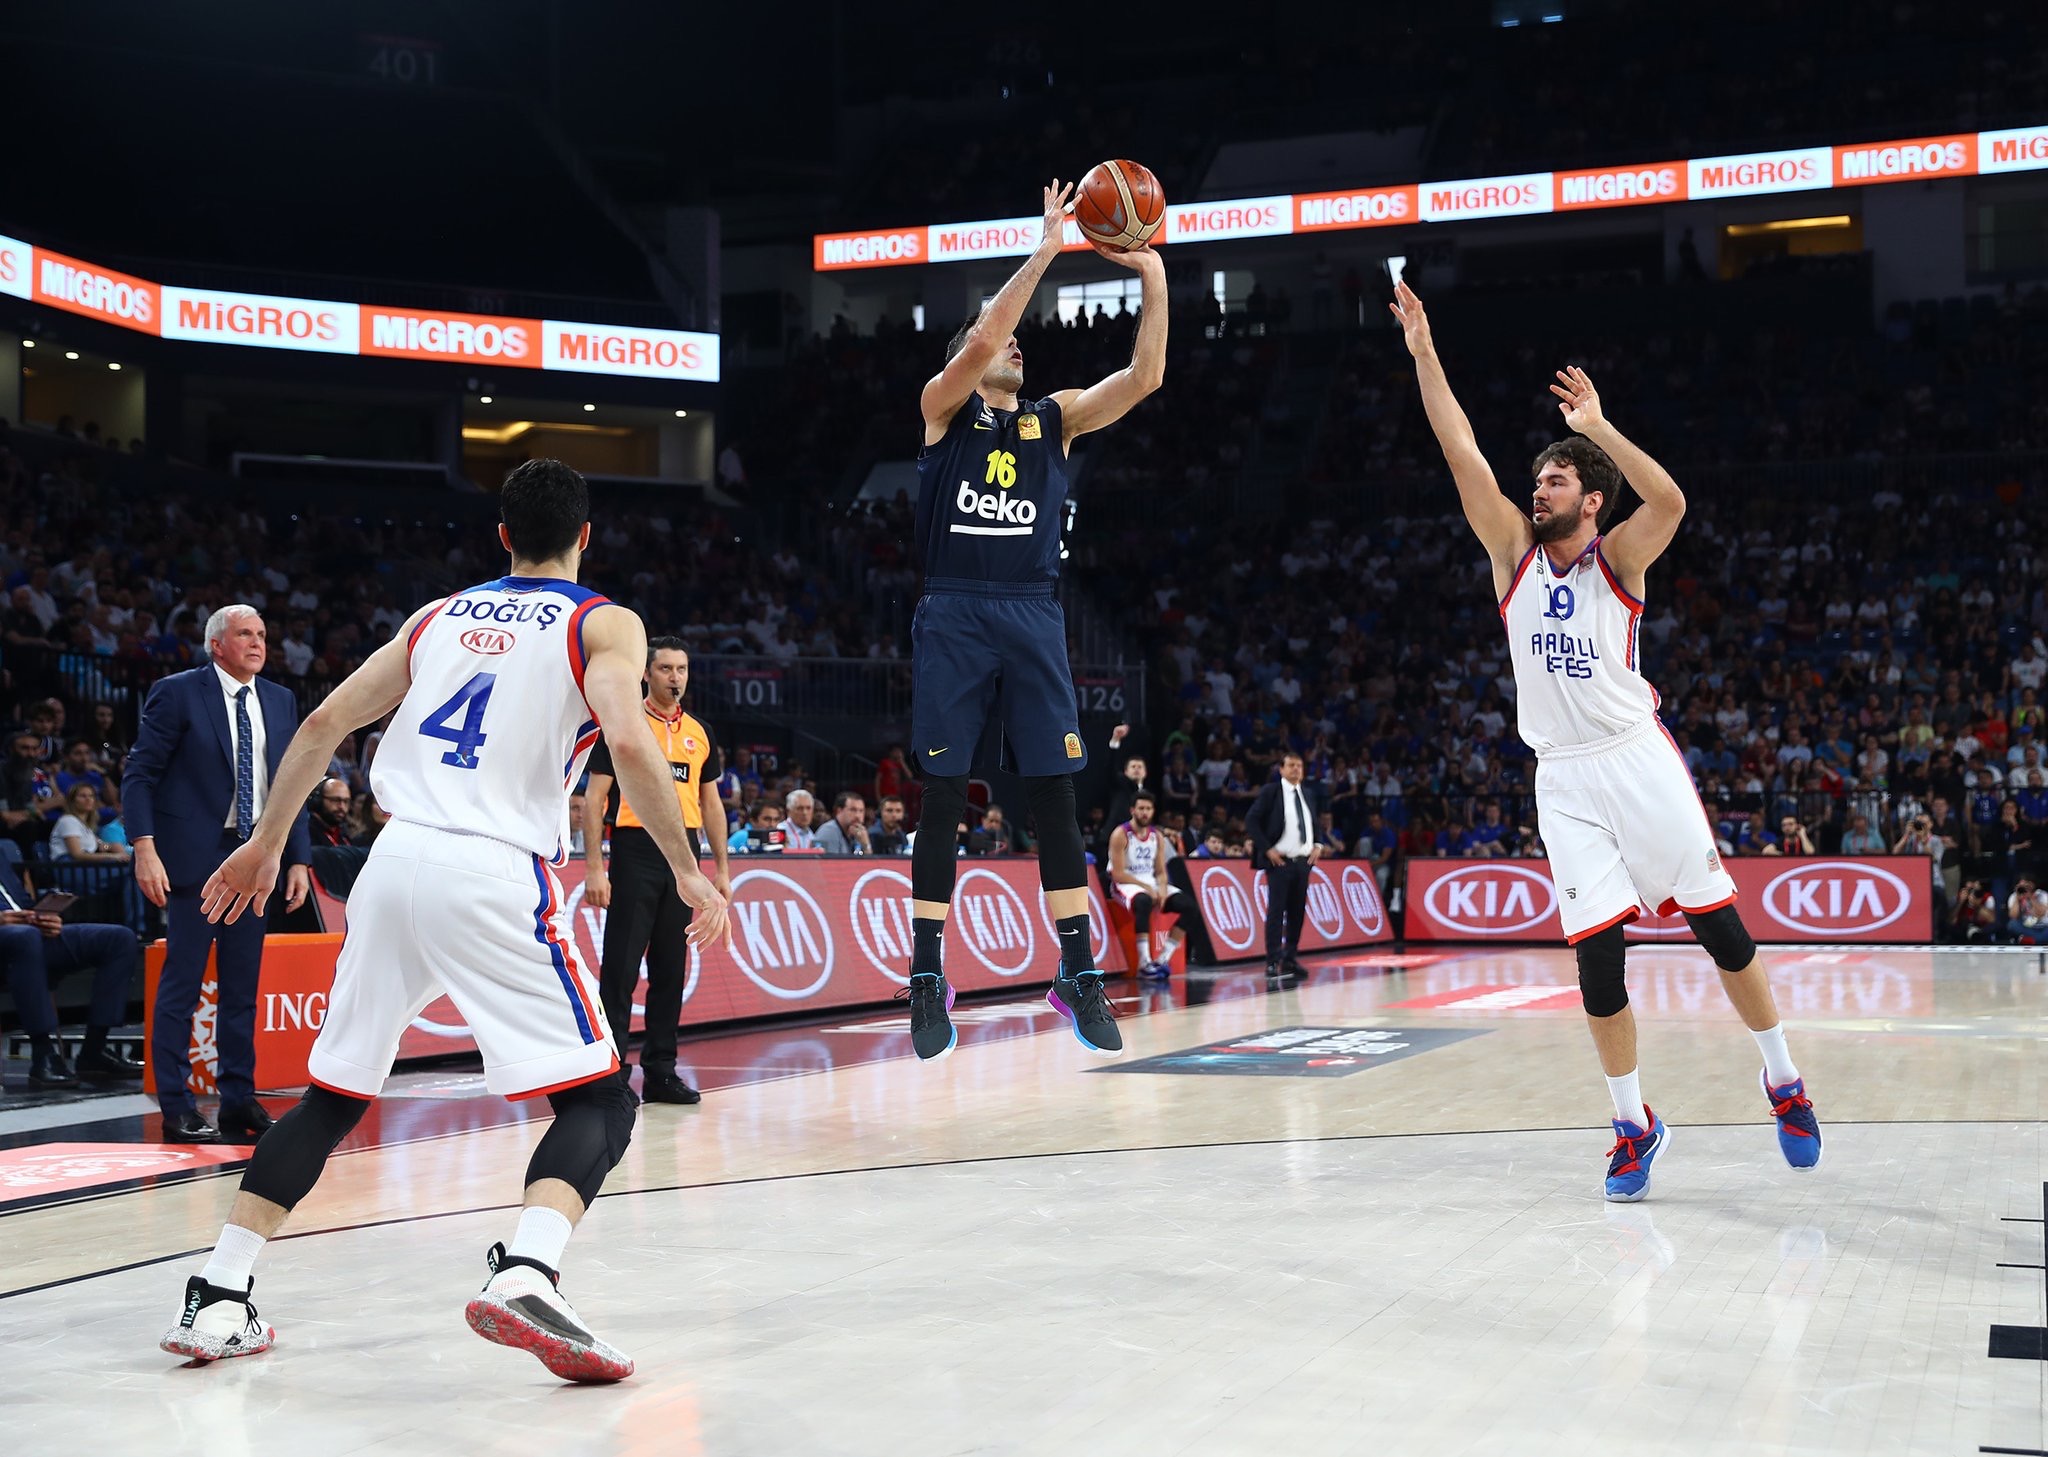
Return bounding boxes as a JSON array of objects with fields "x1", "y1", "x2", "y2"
[
  {"x1": 1500, "y1": 536, "x2": 1660, "y2": 754},
  {"x1": 373, "y1": 575, "x2": 611, "y2": 864}
]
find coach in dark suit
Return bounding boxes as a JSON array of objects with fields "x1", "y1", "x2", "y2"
[
  {"x1": 1246, "y1": 749, "x2": 1319, "y2": 980},
  {"x1": 124, "y1": 606, "x2": 311, "y2": 1143}
]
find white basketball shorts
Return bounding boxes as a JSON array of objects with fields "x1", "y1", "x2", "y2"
[
  {"x1": 307, "y1": 819, "x2": 618, "y2": 1100},
  {"x1": 1534, "y1": 716, "x2": 1737, "y2": 944}
]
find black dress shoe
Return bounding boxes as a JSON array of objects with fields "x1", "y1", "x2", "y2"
[
  {"x1": 163, "y1": 1111, "x2": 221, "y2": 1143},
  {"x1": 216, "y1": 1102, "x2": 276, "y2": 1141},
  {"x1": 75, "y1": 1046, "x2": 145, "y2": 1081},
  {"x1": 29, "y1": 1049, "x2": 80, "y2": 1089},
  {"x1": 641, "y1": 1068, "x2": 702, "y2": 1105}
]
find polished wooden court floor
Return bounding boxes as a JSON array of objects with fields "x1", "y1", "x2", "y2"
[{"x1": 3, "y1": 944, "x2": 2044, "y2": 1456}]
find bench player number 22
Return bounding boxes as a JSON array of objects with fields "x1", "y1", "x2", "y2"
[{"x1": 419, "y1": 671, "x2": 496, "y2": 768}]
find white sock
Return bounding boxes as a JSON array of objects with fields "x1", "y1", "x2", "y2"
[
  {"x1": 1605, "y1": 1069, "x2": 1648, "y2": 1131},
  {"x1": 1137, "y1": 933, "x2": 1152, "y2": 963},
  {"x1": 200, "y1": 1223, "x2": 267, "y2": 1291},
  {"x1": 507, "y1": 1206, "x2": 574, "y2": 1274},
  {"x1": 1752, "y1": 1025, "x2": 1800, "y2": 1087}
]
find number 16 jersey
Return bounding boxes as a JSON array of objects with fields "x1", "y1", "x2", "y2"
[{"x1": 373, "y1": 575, "x2": 611, "y2": 865}]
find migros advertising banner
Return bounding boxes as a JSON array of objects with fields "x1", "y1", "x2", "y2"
[
  {"x1": 3, "y1": 233, "x2": 718, "y2": 380},
  {"x1": 812, "y1": 123, "x2": 2044, "y2": 269},
  {"x1": 1402, "y1": 857, "x2": 1935, "y2": 944}
]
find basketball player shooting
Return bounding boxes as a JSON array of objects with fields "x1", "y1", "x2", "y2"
[
  {"x1": 159, "y1": 460, "x2": 731, "y2": 1381},
  {"x1": 905, "y1": 178, "x2": 1166, "y2": 1061},
  {"x1": 1390, "y1": 281, "x2": 1821, "y2": 1201}
]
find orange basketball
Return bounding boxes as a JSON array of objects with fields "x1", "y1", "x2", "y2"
[{"x1": 1074, "y1": 159, "x2": 1166, "y2": 252}]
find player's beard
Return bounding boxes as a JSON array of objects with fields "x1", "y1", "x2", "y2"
[
  {"x1": 986, "y1": 361, "x2": 1024, "y2": 396},
  {"x1": 1531, "y1": 498, "x2": 1585, "y2": 544}
]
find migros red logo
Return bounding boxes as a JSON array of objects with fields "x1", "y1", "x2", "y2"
[
  {"x1": 1199, "y1": 866, "x2": 1258, "y2": 953},
  {"x1": 1294, "y1": 187, "x2": 1415, "y2": 231},
  {"x1": 176, "y1": 297, "x2": 344, "y2": 343},
  {"x1": 952, "y1": 867, "x2": 1035, "y2": 975},
  {"x1": 815, "y1": 230, "x2": 924, "y2": 268},
  {"x1": 727, "y1": 869, "x2": 835, "y2": 998},
  {"x1": 1421, "y1": 864, "x2": 1557, "y2": 936},
  {"x1": 459, "y1": 627, "x2": 515, "y2": 655},
  {"x1": 1556, "y1": 163, "x2": 1683, "y2": 209},
  {"x1": 1836, "y1": 135, "x2": 1973, "y2": 185},
  {"x1": 1760, "y1": 861, "x2": 1912, "y2": 936}
]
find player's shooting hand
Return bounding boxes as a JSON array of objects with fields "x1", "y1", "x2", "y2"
[
  {"x1": 1388, "y1": 280, "x2": 1433, "y2": 358},
  {"x1": 1093, "y1": 239, "x2": 1162, "y2": 272},
  {"x1": 1550, "y1": 366, "x2": 1605, "y2": 433},
  {"x1": 1042, "y1": 179, "x2": 1076, "y2": 248},
  {"x1": 201, "y1": 840, "x2": 280, "y2": 925}
]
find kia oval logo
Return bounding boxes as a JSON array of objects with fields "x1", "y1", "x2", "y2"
[
  {"x1": 726, "y1": 868, "x2": 834, "y2": 998},
  {"x1": 1339, "y1": 865, "x2": 1385, "y2": 937},
  {"x1": 459, "y1": 627, "x2": 515, "y2": 655},
  {"x1": 1761, "y1": 860, "x2": 1911, "y2": 936},
  {"x1": 1306, "y1": 867, "x2": 1344, "y2": 939},
  {"x1": 953, "y1": 868, "x2": 1037, "y2": 975},
  {"x1": 1199, "y1": 867, "x2": 1257, "y2": 952},
  {"x1": 849, "y1": 867, "x2": 917, "y2": 984},
  {"x1": 1422, "y1": 865, "x2": 1557, "y2": 936}
]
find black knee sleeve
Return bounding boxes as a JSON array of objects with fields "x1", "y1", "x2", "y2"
[
  {"x1": 1684, "y1": 904, "x2": 1758, "y2": 972},
  {"x1": 1163, "y1": 888, "x2": 1199, "y2": 921},
  {"x1": 1130, "y1": 891, "x2": 1155, "y2": 930},
  {"x1": 240, "y1": 1085, "x2": 371, "y2": 1211},
  {"x1": 1024, "y1": 775, "x2": 1085, "y2": 890},
  {"x1": 1575, "y1": 922, "x2": 1630, "y2": 1018},
  {"x1": 912, "y1": 774, "x2": 970, "y2": 902},
  {"x1": 528, "y1": 1073, "x2": 638, "y2": 1207}
]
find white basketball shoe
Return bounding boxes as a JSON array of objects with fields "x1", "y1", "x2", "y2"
[
  {"x1": 161, "y1": 1276, "x2": 276, "y2": 1362},
  {"x1": 464, "y1": 1242, "x2": 633, "y2": 1382}
]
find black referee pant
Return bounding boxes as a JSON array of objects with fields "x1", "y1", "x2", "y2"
[
  {"x1": 1263, "y1": 855, "x2": 1312, "y2": 969},
  {"x1": 597, "y1": 825, "x2": 700, "y2": 1073}
]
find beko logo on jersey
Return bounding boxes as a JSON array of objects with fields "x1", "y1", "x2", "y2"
[
  {"x1": 955, "y1": 481, "x2": 1037, "y2": 525},
  {"x1": 444, "y1": 597, "x2": 564, "y2": 628}
]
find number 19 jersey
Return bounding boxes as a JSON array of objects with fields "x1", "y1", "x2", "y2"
[{"x1": 372, "y1": 575, "x2": 611, "y2": 865}]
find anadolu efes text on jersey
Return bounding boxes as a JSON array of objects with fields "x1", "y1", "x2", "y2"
[
  {"x1": 914, "y1": 392, "x2": 1069, "y2": 584},
  {"x1": 1499, "y1": 536, "x2": 1660, "y2": 753},
  {"x1": 372, "y1": 576, "x2": 611, "y2": 865}
]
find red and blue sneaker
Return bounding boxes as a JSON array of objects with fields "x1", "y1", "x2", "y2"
[
  {"x1": 1604, "y1": 1107, "x2": 1669, "y2": 1203},
  {"x1": 1761, "y1": 1071, "x2": 1823, "y2": 1169}
]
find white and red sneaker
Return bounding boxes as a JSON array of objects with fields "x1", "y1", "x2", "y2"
[
  {"x1": 160, "y1": 1275, "x2": 275, "y2": 1363},
  {"x1": 464, "y1": 1242, "x2": 633, "y2": 1383}
]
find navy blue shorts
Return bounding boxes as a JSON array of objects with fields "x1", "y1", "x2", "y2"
[{"x1": 912, "y1": 580, "x2": 1084, "y2": 778}]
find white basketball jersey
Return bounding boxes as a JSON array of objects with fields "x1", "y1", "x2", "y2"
[
  {"x1": 372, "y1": 575, "x2": 611, "y2": 864},
  {"x1": 1122, "y1": 823, "x2": 1160, "y2": 880},
  {"x1": 1500, "y1": 537, "x2": 1659, "y2": 754}
]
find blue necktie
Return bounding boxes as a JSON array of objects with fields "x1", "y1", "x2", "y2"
[{"x1": 234, "y1": 686, "x2": 255, "y2": 840}]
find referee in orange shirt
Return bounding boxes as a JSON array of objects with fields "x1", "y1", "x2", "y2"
[{"x1": 583, "y1": 636, "x2": 732, "y2": 1103}]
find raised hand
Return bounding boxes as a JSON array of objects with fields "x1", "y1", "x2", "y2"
[
  {"x1": 1388, "y1": 279, "x2": 1434, "y2": 359},
  {"x1": 1550, "y1": 366, "x2": 1605, "y2": 433},
  {"x1": 1042, "y1": 179, "x2": 1076, "y2": 248},
  {"x1": 1093, "y1": 239, "x2": 1163, "y2": 271}
]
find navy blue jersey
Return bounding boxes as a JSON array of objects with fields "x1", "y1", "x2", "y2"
[{"x1": 915, "y1": 392, "x2": 1068, "y2": 585}]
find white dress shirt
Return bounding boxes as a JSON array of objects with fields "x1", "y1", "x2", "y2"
[
  {"x1": 214, "y1": 663, "x2": 271, "y2": 828},
  {"x1": 1273, "y1": 779, "x2": 1314, "y2": 858}
]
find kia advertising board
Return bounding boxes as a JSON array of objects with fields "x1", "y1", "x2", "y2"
[
  {"x1": 1401, "y1": 857, "x2": 1934, "y2": 943},
  {"x1": 293, "y1": 856, "x2": 1390, "y2": 1081}
]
